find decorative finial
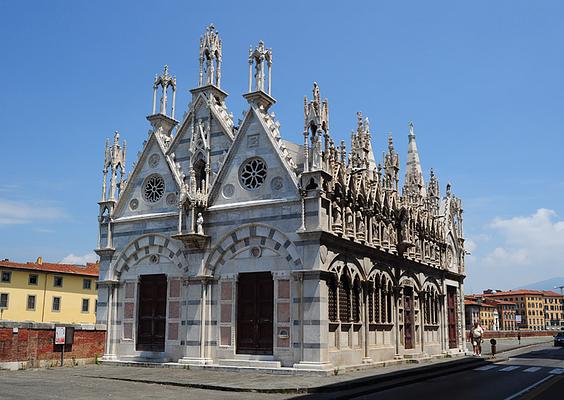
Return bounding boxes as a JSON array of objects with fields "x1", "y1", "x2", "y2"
[
  {"x1": 313, "y1": 82, "x2": 320, "y2": 103},
  {"x1": 388, "y1": 133, "x2": 394, "y2": 150},
  {"x1": 357, "y1": 112, "x2": 363, "y2": 133},
  {"x1": 408, "y1": 121, "x2": 414, "y2": 137}
]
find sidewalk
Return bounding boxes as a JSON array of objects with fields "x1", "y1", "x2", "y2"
[{"x1": 49, "y1": 337, "x2": 552, "y2": 394}]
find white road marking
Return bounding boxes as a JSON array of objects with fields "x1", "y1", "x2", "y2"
[
  {"x1": 474, "y1": 365, "x2": 497, "y2": 371},
  {"x1": 499, "y1": 366, "x2": 520, "y2": 372},
  {"x1": 548, "y1": 368, "x2": 564, "y2": 375},
  {"x1": 523, "y1": 367, "x2": 542, "y2": 373},
  {"x1": 503, "y1": 375, "x2": 554, "y2": 400}
]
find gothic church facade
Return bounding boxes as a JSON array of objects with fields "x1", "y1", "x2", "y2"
[{"x1": 96, "y1": 25, "x2": 467, "y2": 371}]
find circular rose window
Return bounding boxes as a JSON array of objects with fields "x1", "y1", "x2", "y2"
[
  {"x1": 143, "y1": 174, "x2": 165, "y2": 203},
  {"x1": 240, "y1": 158, "x2": 267, "y2": 190}
]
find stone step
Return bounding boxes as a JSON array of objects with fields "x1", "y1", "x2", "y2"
[
  {"x1": 217, "y1": 359, "x2": 282, "y2": 368},
  {"x1": 403, "y1": 352, "x2": 427, "y2": 360}
]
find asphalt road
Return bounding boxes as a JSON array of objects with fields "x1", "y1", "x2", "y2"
[{"x1": 348, "y1": 345, "x2": 564, "y2": 400}]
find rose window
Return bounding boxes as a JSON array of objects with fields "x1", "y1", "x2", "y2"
[
  {"x1": 240, "y1": 158, "x2": 267, "y2": 190},
  {"x1": 143, "y1": 174, "x2": 165, "y2": 203}
]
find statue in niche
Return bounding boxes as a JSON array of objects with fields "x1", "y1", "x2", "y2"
[
  {"x1": 372, "y1": 218, "x2": 380, "y2": 245},
  {"x1": 254, "y1": 59, "x2": 264, "y2": 90},
  {"x1": 356, "y1": 211, "x2": 365, "y2": 239},
  {"x1": 178, "y1": 184, "x2": 189, "y2": 208},
  {"x1": 196, "y1": 213, "x2": 204, "y2": 235},
  {"x1": 345, "y1": 205, "x2": 354, "y2": 235},
  {"x1": 312, "y1": 132, "x2": 322, "y2": 170},
  {"x1": 389, "y1": 226, "x2": 397, "y2": 246},
  {"x1": 332, "y1": 197, "x2": 342, "y2": 232},
  {"x1": 399, "y1": 207, "x2": 410, "y2": 244},
  {"x1": 159, "y1": 88, "x2": 167, "y2": 114}
]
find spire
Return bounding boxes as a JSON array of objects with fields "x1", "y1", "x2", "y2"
[
  {"x1": 403, "y1": 121, "x2": 426, "y2": 201},
  {"x1": 350, "y1": 112, "x2": 376, "y2": 171},
  {"x1": 151, "y1": 65, "x2": 177, "y2": 118},
  {"x1": 148, "y1": 65, "x2": 178, "y2": 144},
  {"x1": 303, "y1": 82, "x2": 330, "y2": 172},
  {"x1": 427, "y1": 168, "x2": 440, "y2": 210},
  {"x1": 243, "y1": 40, "x2": 275, "y2": 110},
  {"x1": 199, "y1": 24, "x2": 222, "y2": 88},
  {"x1": 383, "y1": 133, "x2": 399, "y2": 192},
  {"x1": 101, "y1": 131, "x2": 126, "y2": 202}
]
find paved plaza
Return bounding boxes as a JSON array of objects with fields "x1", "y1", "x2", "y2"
[{"x1": 0, "y1": 337, "x2": 553, "y2": 399}]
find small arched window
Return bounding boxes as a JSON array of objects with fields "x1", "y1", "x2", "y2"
[
  {"x1": 339, "y1": 270, "x2": 351, "y2": 323},
  {"x1": 352, "y1": 276, "x2": 361, "y2": 323},
  {"x1": 194, "y1": 155, "x2": 206, "y2": 191},
  {"x1": 328, "y1": 274, "x2": 338, "y2": 322}
]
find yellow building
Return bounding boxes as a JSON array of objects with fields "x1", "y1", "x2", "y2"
[
  {"x1": 478, "y1": 303, "x2": 496, "y2": 330},
  {"x1": 0, "y1": 258, "x2": 98, "y2": 324},
  {"x1": 543, "y1": 290, "x2": 564, "y2": 330},
  {"x1": 481, "y1": 290, "x2": 546, "y2": 331}
]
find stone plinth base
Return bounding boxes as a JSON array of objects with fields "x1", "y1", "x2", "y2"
[
  {"x1": 178, "y1": 357, "x2": 213, "y2": 366},
  {"x1": 292, "y1": 361, "x2": 334, "y2": 371}
]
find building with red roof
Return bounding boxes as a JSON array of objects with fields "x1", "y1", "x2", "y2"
[{"x1": 0, "y1": 258, "x2": 99, "y2": 324}]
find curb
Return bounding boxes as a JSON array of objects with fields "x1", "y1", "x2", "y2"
[
  {"x1": 85, "y1": 357, "x2": 488, "y2": 394},
  {"x1": 86, "y1": 341, "x2": 553, "y2": 395}
]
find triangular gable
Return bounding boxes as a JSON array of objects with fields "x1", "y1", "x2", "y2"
[
  {"x1": 113, "y1": 133, "x2": 182, "y2": 219},
  {"x1": 169, "y1": 91, "x2": 234, "y2": 153},
  {"x1": 208, "y1": 105, "x2": 300, "y2": 206}
]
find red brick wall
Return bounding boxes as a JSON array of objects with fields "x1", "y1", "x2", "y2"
[
  {"x1": 0, "y1": 327, "x2": 105, "y2": 365},
  {"x1": 480, "y1": 330, "x2": 556, "y2": 339}
]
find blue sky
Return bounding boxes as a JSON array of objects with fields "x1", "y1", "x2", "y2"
[{"x1": 1, "y1": 1, "x2": 563, "y2": 292}]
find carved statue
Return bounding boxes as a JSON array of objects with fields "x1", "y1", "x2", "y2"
[
  {"x1": 178, "y1": 184, "x2": 189, "y2": 208},
  {"x1": 372, "y1": 218, "x2": 379, "y2": 245},
  {"x1": 398, "y1": 207, "x2": 410, "y2": 244},
  {"x1": 196, "y1": 213, "x2": 204, "y2": 235},
  {"x1": 312, "y1": 133, "x2": 322, "y2": 170},
  {"x1": 332, "y1": 197, "x2": 342, "y2": 228},
  {"x1": 356, "y1": 210, "x2": 365, "y2": 239},
  {"x1": 345, "y1": 206, "x2": 353, "y2": 235}
]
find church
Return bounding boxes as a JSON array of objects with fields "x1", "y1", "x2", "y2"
[{"x1": 95, "y1": 25, "x2": 467, "y2": 372}]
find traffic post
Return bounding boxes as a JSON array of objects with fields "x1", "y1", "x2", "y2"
[{"x1": 490, "y1": 338, "x2": 497, "y2": 358}]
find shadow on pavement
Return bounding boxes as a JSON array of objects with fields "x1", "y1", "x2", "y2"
[
  {"x1": 290, "y1": 357, "x2": 488, "y2": 399},
  {"x1": 511, "y1": 347, "x2": 564, "y2": 361}
]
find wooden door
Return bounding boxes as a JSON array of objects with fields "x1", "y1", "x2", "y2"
[
  {"x1": 404, "y1": 286, "x2": 414, "y2": 349},
  {"x1": 447, "y1": 286, "x2": 458, "y2": 349},
  {"x1": 237, "y1": 272, "x2": 274, "y2": 355},
  {"x1": 136, "y1": 274, "x2": 167, "y2": 352}
]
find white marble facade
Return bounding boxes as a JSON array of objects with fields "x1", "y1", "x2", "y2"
[{"x1": 95, "y1": 25, "x2": 467, "y2": 370}]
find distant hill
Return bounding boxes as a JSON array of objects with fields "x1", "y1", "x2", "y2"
[{"x1": 514, "y1": 277, "x2": 564, "y2": 292}]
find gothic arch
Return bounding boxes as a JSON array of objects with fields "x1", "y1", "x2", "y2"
[
  {"x1": 398, "y1": 270, "x2": 422, "y2": 292},
  {"x1": 367, "y1": 261, "x2": 395, "y2": 286},
  {"x1": 204, "y1": 223, "x2": 303, "y2": 276},
  {"x1": 422, "y1": 276, "x2": 443, "y2": 295},
  {"x1": 111, "y1": 234, "x2": 186, "y2": 280},
  {"x1": 327, "y1": 254, "x2": 365, "y2": 280}
]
